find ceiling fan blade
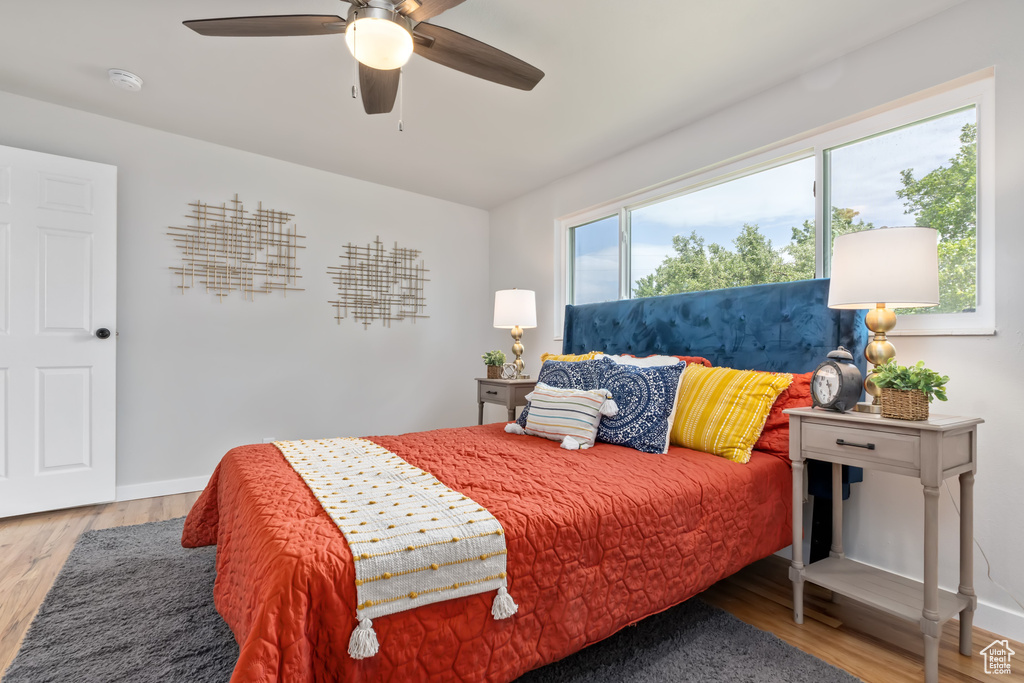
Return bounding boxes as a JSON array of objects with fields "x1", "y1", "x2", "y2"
[
  {"x1": 399, "y1": 0, "x2": 467, "y2": 22},
  {"x1": 412, "y1": 23, "x2": 543, "y2": 91},
  {"x1": 359, "y1": 64, "x2": 401, "y2": 115},
  {"x1": 184, "y1": 15, "x2": 346, "y2": 38}
]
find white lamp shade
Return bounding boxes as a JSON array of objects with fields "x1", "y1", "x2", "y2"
[
  {"x1": 828, "y1": 227, "x2": 939, "y2": 309},
  {"x1": 493, "y1": 289, "x2": 537, "y2": 329}
]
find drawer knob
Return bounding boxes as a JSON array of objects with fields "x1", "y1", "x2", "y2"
[
  {"x1": 486, "y1": 390, "x2": 498, "y2": 395},
  {"x1": 836, "y1": 438, "x2": 875, "y2": 450}
]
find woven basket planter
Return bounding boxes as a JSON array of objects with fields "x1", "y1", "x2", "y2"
[
  {"x1": 486, "y1": 365, "x2": 503, "y2": 379},
  {"x1": 881, "y1": 388, "x2": 929, "y2": 420}
]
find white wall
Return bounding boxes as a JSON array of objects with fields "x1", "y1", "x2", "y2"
[
  {"x1": 487, "y1": 0, "x2": 1024, "y2": 640},
  {"x1": 0, "y1": 90, "x2": 491, "y2": 498}
]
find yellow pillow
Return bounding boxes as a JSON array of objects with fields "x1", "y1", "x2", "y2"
[
  {"x1": 539, "y1": 351, "x2": 602, "y2": 363},
  {"x1": 670, "y1": 365, "x2": 793, "y2": 463}
]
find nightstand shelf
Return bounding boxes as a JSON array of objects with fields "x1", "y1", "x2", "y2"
[
  {"x1": 801, "y1": 556, "x2": 971, "y2": 624},
  {"x1": 785, "y1": 406, "x2": 982, "y2": 683}
]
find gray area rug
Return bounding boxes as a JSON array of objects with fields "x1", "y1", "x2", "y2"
[{"x1": 5, "y1": 518, "x2": 860, "y2": 683}]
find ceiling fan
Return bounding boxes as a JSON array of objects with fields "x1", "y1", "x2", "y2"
[{"x1": 184, "y1": 0, "x2": 544, "y2": 115}]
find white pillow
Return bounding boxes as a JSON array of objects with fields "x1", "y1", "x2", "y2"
[{"x1": 604, "y1": 354, "x2": 681, "y2": 368}]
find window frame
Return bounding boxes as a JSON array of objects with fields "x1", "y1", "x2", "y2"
[{"x1": 554, "y1": 74, "x2": 994, "y2": 340}]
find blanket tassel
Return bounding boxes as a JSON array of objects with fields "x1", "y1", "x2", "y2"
[
  {"x1": 491, "y1": 585, "x2": 519, "y2": 620},
  {"x1": 348, "y1": 617, "x2": 379, "y2": 659}
]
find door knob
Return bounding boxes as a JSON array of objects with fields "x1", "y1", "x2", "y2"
[{"x1": 95, "y1": 328, "x2": 111, "y2": 339}]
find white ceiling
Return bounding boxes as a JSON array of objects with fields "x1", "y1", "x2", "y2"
[{"x1": 0, "y1": 0, "x2": 964, "y2": 209}]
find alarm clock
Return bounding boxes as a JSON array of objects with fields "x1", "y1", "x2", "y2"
[{"x1": 811, "y1": 346, "x2": 863, "y2": 413}]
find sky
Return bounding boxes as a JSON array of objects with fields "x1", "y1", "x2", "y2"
[{"x1": 572, "y1": 107, "x2": 976, "y2": 305}]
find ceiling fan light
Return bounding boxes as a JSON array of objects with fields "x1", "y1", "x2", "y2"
[{"x1": 345, "y1": 14, "x2": 413, "y2": 71}]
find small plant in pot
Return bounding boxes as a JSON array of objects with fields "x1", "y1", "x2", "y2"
[
  {"x1": 871, "y1": 359, "x2": 949, "y2": 420},
  {"x1": 482, "y1": 350, "x2": 507, "y2": 379}
]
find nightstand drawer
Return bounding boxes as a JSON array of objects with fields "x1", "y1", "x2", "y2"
[
  {"x1": 803, "y1": 422, "x2": 920, "y2": 468},
  {"x1": 478, "y1": 383, "x2": 510, "y2": 404}
]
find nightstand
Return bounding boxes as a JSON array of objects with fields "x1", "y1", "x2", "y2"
[
  {"x1": 785, "y1": 407, "x2": 982, "y2": 683},
  {"x1": 476, "y1": 377, "x2": 536, "y2": 425}
]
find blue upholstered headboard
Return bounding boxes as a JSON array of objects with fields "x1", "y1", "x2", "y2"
[{"x1": 562, "y1": 279, "x2": 868, "y2": 376}]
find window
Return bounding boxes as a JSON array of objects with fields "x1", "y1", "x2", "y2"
[
  {"x1": 826, "y1": 107, "x2": 977, "y2": 316},
  {"x1": 568, "y1": 215, "x2": 618, "y2": 305},
  {"x1": 558, "y1": 75, "x2": 993, "y2": 336},
  {"x1": 630, "y1": 157, "x2": 815, "y2": 298}
]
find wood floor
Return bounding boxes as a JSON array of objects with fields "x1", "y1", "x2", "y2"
[{"x1": 1, "y1": 493, "x2": 1021, "y2": 682}]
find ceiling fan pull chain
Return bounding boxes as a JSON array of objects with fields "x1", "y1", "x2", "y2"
[
  {"x1": 398, "y1": 68, "x2": 404, "y2": 132},
  {"x1": 351, "y1": 23, "x2": 358, "y2": 99}
]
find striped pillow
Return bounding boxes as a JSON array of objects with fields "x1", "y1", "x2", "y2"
[
  {"x1": 669, "y1": 365, "x2": 793, "y2": 463},
  {"x1": 522, "y1": 383, "x2": 615, "y2": 448}
]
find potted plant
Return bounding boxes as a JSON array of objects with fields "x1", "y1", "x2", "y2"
[
  {"x1": 482, "y1": 350, "x2": 507, "y2": 379},
  {"x1": 870, "y1": 359, "x2": 949, "y2": 420}
]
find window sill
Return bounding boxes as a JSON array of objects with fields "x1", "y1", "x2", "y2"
[{"x1": 887, "y1": 327, "x2": 996, "y2": 337}]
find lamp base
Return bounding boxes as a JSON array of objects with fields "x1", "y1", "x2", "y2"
[
  {"x1": 854, "y1": 401, "x2": 881, "y2": 414},
  {"x1": 510, "y1": 326, "x2": 525, "y2": 380},
  {"x1": 860, "y1": 303, "x2": 896, "y2": 417}
]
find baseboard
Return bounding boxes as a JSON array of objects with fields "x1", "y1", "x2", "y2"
[
  {"x1": 972, "y1": 600, "x2": 1024, "y2": 644},
  {"x1": 115, "y1": 475, "x2": 210, "y2": 502}
]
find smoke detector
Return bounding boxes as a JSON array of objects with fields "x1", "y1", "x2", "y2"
[{"x1": 108, "y1": 69, "x2": 143, "y2": 92}]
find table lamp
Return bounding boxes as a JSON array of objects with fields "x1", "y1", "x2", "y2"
[
  {"x1": 828, "y1": 226, "x2": 939, "y2": 413},
  {"x1": 493, "y1": 289, "x2": 537, "y2": 379}
]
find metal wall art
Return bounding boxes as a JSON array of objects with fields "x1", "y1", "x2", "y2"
[
  {"x1": 328, "y1": 236, "x2": 429, "y2": 329},
  {"x1": 168, "y1": 194, "x2": 305, "y2": 300}
]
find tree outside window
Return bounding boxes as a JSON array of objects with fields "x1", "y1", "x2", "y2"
[{"x1": 630, "y1": 109, "x2": 977, "y2": 315}]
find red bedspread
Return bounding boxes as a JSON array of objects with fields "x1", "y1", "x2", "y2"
[{"x1": 183, "y1": 423, "x2": 791, "y2": 682}]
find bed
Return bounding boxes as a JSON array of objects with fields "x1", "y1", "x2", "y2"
[{"x1": 183, "y1": 278, "x2": 866, "y2": 683}]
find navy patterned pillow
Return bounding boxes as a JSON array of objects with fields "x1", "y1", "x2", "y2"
[
  {"x1": 595, "y1": 356, "x2": 687, "y2": 454},
  {"x1": 516, "y1": 359, "x2": 604, "y2": 427}
]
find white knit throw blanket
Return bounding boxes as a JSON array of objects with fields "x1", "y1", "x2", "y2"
[{"x1": 275, "y1": 438, "x2": 517, "y2": 659}]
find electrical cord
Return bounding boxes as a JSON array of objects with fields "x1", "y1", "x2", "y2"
[{"x1": 943, "y1": 479, "x2": 1024, "y2": 613}]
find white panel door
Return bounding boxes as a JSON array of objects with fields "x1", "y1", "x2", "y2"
[{"x1": 0, "y1": 144, "x2": 116, "y2": 517}]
